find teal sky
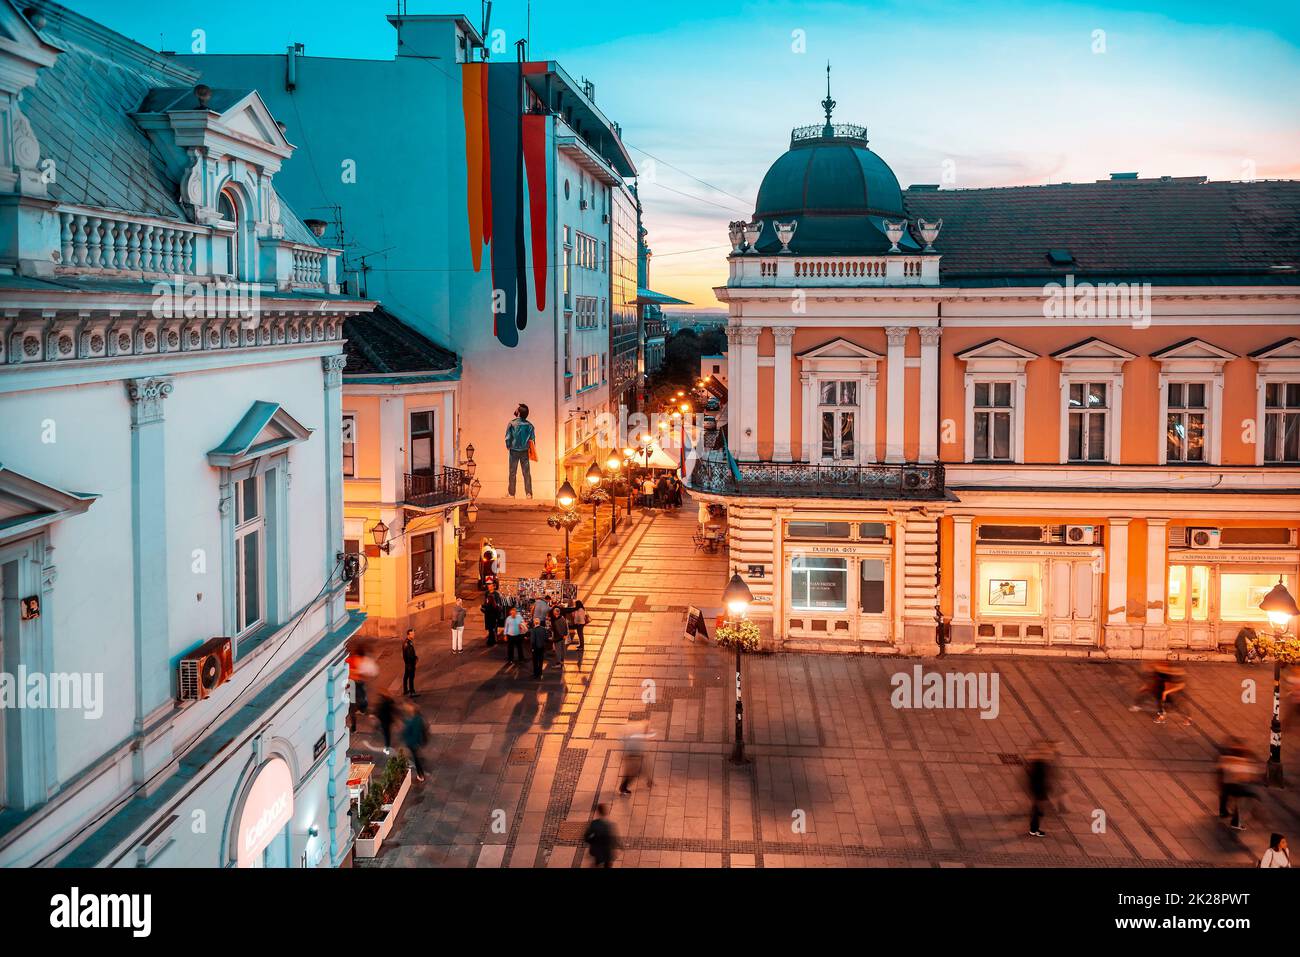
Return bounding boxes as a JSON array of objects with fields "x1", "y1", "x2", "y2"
[{"x1": 67, "y1": 0, "x2": 1300, "y2": 307}]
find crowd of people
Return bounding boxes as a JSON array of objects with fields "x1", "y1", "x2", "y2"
[{"x1": 639, "y1": 472, "x2": 684, "y2": 509}]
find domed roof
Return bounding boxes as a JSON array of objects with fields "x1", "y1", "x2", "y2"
[{"x1": 748, "y1": 73, "x2": 919, "y2": 256}]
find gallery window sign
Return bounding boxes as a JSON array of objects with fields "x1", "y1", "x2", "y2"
[{"x1": 235, "y1": 757, "x2": 294, "y2": 868}]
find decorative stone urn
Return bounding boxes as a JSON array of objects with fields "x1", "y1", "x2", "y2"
[
  {"x1": 916, "y1": 217, "x2": 943, "y2": 252},
  {"x1": 743, "y1": 220, "x2": 764, "y2": 253},
  {"x1": 883, "y1": 220, "x2": 905, "y2": 253},
  {"x1": 774, "y1": 220, "x2": 798, "y2": 254}
]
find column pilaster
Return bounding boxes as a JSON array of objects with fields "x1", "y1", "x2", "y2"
[
  {"x1": 772, "y1": 326, "x2": 796, "y2": 461},
  {"x1": 918, "y1": 327, "x2": 941, "y2": 461},
  {"x1": 885, "y1": 326, "x2": 909, "y2": 463}
]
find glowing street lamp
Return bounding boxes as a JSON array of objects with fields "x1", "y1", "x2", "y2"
[
  {"x1": 557, "y1": 480, "x2": 577, "y2": 510},
  {"x1": 722, "y1": 571, "x2": 754, "y2": 764},
  {"x1": 549, "y1": 480, "x2": 580, "y2": 582},
  {"x1": 1259, "y1": 579, "x2": 1300, "y2": 786}
]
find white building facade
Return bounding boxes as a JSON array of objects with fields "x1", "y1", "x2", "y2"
[{"x1": 0, "y1": 1, "x2": 372, "y2": 866}]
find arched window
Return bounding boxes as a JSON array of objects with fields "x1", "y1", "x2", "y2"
[{"x1": 218, "y1": 190, "x2": 241, "y2": 278}]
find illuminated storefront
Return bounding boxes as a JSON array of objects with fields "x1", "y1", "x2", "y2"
[
  {"x1": 972, "y1": 533, "x2": 1102, "y2": 647},
  {"x1": 782, "y1": 519, "x2": 893, "y2": 645}
]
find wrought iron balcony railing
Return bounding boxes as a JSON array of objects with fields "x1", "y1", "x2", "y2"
[
  {"x1": 403, "y1": 467, "x2": 469, "y2": 509},
  {"x1": 690, "y1": 455, "x2": 945, "y2": 500}
]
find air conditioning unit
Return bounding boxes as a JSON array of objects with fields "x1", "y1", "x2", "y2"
[
  {"x1": 579, "y1": 199, "x2": 589, "y2": 210},
  {"x1": 1065, "y1": 524, "x2": 1096, "y2": 545},
  {"x1": 178, "y1": 636, "x2": 233, "y2": 701},
  {"x1": 1189, "y1": 527, "x2": 1222, "y2": 549},
  {"x1": 601, "y1": 213, "x2": 610, "y2": 224}
]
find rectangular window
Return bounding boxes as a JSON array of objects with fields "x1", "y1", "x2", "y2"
[
  {"x1": 818, "y1": 379, "x2": 858, "y2": 461},
  {"x1": 1067, "y1": 381, "x2": 1108, "y2": 462},
  {"x1": 344, "y1": 538, "x2": 361, "y2": 604},
  {"x1": 785, "y1": 521, "x2": 852, "y2": 539},
  {"x1": 342, "y1": 414, "x2": 356, "y2": 477},
  {"x1": 234, "y1": 474, "x2": 266, "y2": 635},
  {"x1": 977, "y1": 560, "x2": 1044, "y2": 618},
  {"x1": 972, "y1": 381, "x2": 1013, "y2": 461},
  {"x1": 1264, "y1": 382, "x2": 1300, "y2": 463},
  {"x1": 1220, "y1": 572, "x2": 1295, "y2": 623},
  {"x1": 1167, "y1": 565, "x2": 1209, "y2": 622},
  {"x1": 410, "y1": 412, "x2": 435, "y2": 475},
  {"x1": 790, "y1": 557, "x2": 848, "y2": 611},
  {"x1": 563, "y1": 227, "x2": 572, "y2": 309},
  {"x1": 410, "y1": 532, "x2": 435, "y2": 598},
  {"x1": 1166, "y1": 381, "x2": 1207, "y2": 462}
]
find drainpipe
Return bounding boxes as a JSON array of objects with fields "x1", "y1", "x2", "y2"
[{"x1": 286, "y1": 43, "x2": 303, "y2": 91}]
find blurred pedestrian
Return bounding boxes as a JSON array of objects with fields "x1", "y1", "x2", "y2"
[
  {"x1": 936, "y1": 614, "x2": 950, "y2": 658},
  {"x1": 583, "y1": 803, "x2": 620, "y2": 868},
  {"x1": 532, "y1": 592, "x2": 551, "y2": 625},
  {"x1": 1219, "y1": 741, "x2": 1260, "y2": 831},
  {"x1": 618, "y1": 719, "x2": 656, "y2": 795},
  {"x1": 1154, "y1": 661, "x2": 1188, "y2": 724},
  {"x1": 401, "y1": 629, "x2": 418, "y2": 695},
  {"x1": 400, "y1": 700, "x2": 428, "y2": 782},
  {"x1": 529, "y1": 615, "x2": 550, "y2": 679},
  {"x1": 450, "y1": 597, "x2": 466, "y2": 654},
  {"x1": 1026, "y1": 740, "x2": 1058, "y2": 838},
  {"x1": 373, "y1": 691, "x2": 397, "y2": 755},
  {"x1": 347, "y1": 642, "x2": 378, "y2": 732},
  {"x1": 478, "y1": 540, "x2": 496, "y2": 589},
  {"x1": 1260, "y1": 833, "x2": 1291, "y2": 867}
]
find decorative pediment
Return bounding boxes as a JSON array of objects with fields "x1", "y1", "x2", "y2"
[
  {"x1": 796, "y1": 337, "x2": 882, "y2": 362},
  {"x1": 0, "y1": 463, "x2": 96, "y2": 545},
  {"x1": 1052, "y1": 337, "x2": 1135, "y2": 375},
  {"x1": 1251, "y1": 337, "x2": 1300, "y2": 368},
  {"x1": 956, "y1": 338, "x2": 1038, "y2": 373},
  {"x1": 1151, "y1": 337, "x2": 1236, "y2": 373},
  {"x1": 207, "y1": 401, "x2": 312, "y2": 469}
]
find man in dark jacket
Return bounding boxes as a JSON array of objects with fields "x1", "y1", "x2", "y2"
[
  {"x1": 374, "y1": 692, "x2": 397, "y2": 754},
  {"x1": 401, "y1": 701, "x2": 429, "y2": 782},
  {"x1": 529, "y1": 616, "x2": 551, "y2": 679},
  {"x1": 583, "y1": 803, "x2": 619, "y2": 867},
  {"x1": 402, "y1": 629, "x2": 418, "y2": 696},
  {"x1": 1026, "y1": 740, "x2": 1058, "y2": 837}
]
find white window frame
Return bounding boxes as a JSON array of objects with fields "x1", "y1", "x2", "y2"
[
  {"x1": 956, "y1": 339, "x2": 1035, "y2": 464},
  {"x1": 341, "y1": 413, "x2": 357, "y2": 478},
  {"x1": 1153, "y1": 339, "x2": 1233, "y2": 466},
  {"x1": 409, "y1": 530, "x2": 438, "y2": 600},
  {"x1": 1253, "y1": 336, "x2": 1300, "y2": 464},
  {"x1": 797, "y1": 339, "x2": 881, "y2": 465},
  {"x1": 1261, "y1": 379, "x2": 1300, "y2": 464},
  {"x1": 816, "y1": 379, "x2": 861, "y2": 463},
  {"x1": 1160, "y1": 377, "x2": 1213, "y2": 464},
  {"x1": 233, "y1": 473, "x2": 267, "y2": 638},
  {"x1": 1055, "y1": 340, "x2": 1133, "y2": 465}
]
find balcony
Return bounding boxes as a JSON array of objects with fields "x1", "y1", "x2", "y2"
[
  {"x1": 690, "y1": 454, "x2": 945, "y2": 501},
  {"x1": 403, "y1": 467, "x2": 470, "y2": 510},
  {"x1": 728, "y1": 254, "x2": 938, "y2": 288}
]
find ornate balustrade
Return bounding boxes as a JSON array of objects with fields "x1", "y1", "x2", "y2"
[
  {"x1": 728, "y1": 254, "x2": 938, "y2": 287},
  {"x1": 691, "y1": 455, "x2": 945, "y2": 500}
]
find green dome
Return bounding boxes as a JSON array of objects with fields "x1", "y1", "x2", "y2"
[{"x1": 751, "y1": 126, "x2": 917, "y2": 256}]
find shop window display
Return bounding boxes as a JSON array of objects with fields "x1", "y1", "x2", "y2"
[
  {"x1": 791, "y1": 557, "x2": 848, "y2": 611},
  {"x1": 977, "y1": 561, "x2": 1043, "y2": 617}
]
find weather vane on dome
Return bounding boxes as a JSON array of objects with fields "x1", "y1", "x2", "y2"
[{"x1": 821, "y1": 62, "x2": 836, "y2": 137}]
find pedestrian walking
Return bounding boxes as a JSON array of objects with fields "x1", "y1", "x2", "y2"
[
  {"x1": 1026, "y1": 740, "x2": 1058, "y2": 837},
  {"x1": 347, "y1": 642, "x2": 378, "y2": 732},
  {"x1": 400, "y1": 701, "x2": 429, "y2": 782},
  {"x1": 450, "y1": 597, "x2": 466, "y2": 654},
  {"x1": 1260, "y1": 833, "x2": 1291, "y2": 867},
  {"x1": 1219, "y1": 741, "x2": 1260, "y2": 831},
  {"x1": 505, "y1": 403, "x2": 536, "y2": 498},
  {"x1": 503, "y1": 605, "x2": 526, "y2": 665},
  {"x1": 1154, "y1": 661, "x2": 1188, "y2": 724},
  {"x1": 936, "y1": 614, "x2": 950, "y2": 658},
  {"x1": 582, "y1": 803, "x2": 620, "y2": 868},
  {"x1": 373, "y1": 692, "x2": 397, "y2": 754},
  {"x1": 401, "y1": 629, "x2": 418, "y2": 695},
  {"x1": 531, "y1": 593, "x2": 551, "y2": 624},
  {"x1": 549, "y1": 606, "x2": 569, "y2": 670},
  {"x1": 618, "y1": 719, "x2": 656, "y2": 795},
  {"x1": 529, "y1": 615, "x2": 550, "y2": 679},
  {"x1": 481, "y1": 585, "x2": 505, "y2": 646},
  {"x1": 568, "y1": 600, "x2": 589, "y2": 658}
]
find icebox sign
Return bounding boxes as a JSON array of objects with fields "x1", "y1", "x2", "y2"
[{"x1": 236, "y1": 756, "x2": 294, "y2": 867}]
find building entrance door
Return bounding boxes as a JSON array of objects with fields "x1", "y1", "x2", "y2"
[
  {"x1": 1166, "y1": 564, "x2": 1212, "y2": 648},
  {"x1": 1048, "y1": 557, "x2": 1099, "y2": 645}
]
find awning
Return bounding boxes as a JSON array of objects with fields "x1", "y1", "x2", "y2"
[
  {"x1": 636, "y1": 287, "x2": 690, "y2": 306},
  {"x1": 630, "y1": 442, "x2": 681, "y2": 471}
]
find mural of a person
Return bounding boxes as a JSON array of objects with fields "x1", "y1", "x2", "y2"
[{"x1": 505, "y1": 403, "x2": 536, "y2": 498}]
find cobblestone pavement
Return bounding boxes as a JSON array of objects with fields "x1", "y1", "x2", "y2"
[{"x1": 357, "y1": 499, "x2": 1300, "y2": 868}]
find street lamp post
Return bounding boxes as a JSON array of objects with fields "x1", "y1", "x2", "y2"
[
  {"x1": 722, "y1": 571, "x2": 753, "y2": 764},
  {"x1": 1258, "y1": 578, "x2": 1300, "y2": 787},
  {"x1": 551, "y1": 480, "x2": 578, "y2": 582},
  {"x1": 622, "y1": 447, "x2": 636, "y2": 516},
  {"x1": 585, "y1": 461, "x2": 602, "y2": 571},
  {"x1": 605, "y1": 453, "x2": 622, "y2": 541}
]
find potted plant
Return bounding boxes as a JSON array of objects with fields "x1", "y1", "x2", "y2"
[{"x1": 353, "y1": 753, "x2": 411, "y2": 858}]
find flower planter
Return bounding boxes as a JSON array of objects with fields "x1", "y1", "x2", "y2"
[{"x1": 352, "y1": 767, "x2": 413, "y2": 859}]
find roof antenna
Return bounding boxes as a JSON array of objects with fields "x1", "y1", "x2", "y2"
[{"x1": 821, "y1": 62, "x2": 835, "y2": 137}]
